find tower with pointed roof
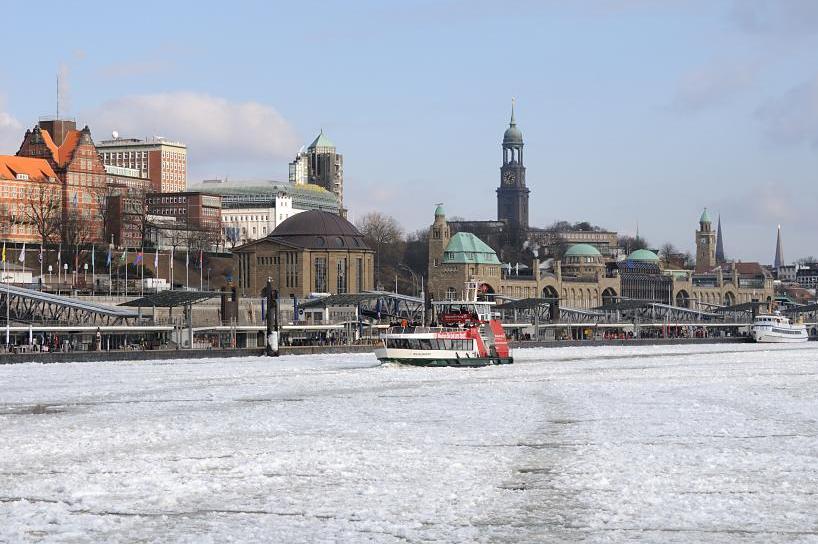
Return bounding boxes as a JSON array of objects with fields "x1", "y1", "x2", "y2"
[
  {"x1": 715, "y1": 214, "x2": 725, "y2": 264},
  {"x1": 289, "y1": 130, "x2": 345, "y2": 216},
  {"x1": 774, "y1": 225, "x2": 784, "y2": 271},
  {"x1": 695, "y1": 208, "x2": 716, "y2": 273},
  {"x1": 497, "y1": 99, "x2": 530, "y2": 235}
]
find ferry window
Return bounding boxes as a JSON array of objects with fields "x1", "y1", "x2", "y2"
[{"x1": 419, "y1": 339, "x2": 433, "y2": 350}]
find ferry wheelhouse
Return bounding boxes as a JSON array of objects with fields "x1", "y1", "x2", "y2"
[
  {"x1": 374, "y1": 281, "x2": 512, "y2": 367},
  {"x1": 751, "y1": 313, "x2": 808, "y2": 343}
]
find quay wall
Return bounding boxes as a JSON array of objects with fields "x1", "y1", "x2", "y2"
[{"x1": 0, "y1": 337, "x2": 769, "y2": 365}]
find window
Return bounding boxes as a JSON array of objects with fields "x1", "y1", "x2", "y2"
[
  {"x1": 285, "y1": 252, "x2": 298, "y2": 288},
  {"x1": 356, "y1": 258, "x2": 363, "y2": 292},
  {"x1": 337, "y1": 258, "x2": 347, "y2": 294},
  {"x1": 314, "y1": 257, "x2": 327, "y2": 292}
]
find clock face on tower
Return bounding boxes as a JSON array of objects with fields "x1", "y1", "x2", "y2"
[{"x1": 502, "y1": 171, "x2": 515, "y2": 186}]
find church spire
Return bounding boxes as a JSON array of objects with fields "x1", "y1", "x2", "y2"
[
  {"x1": 774, "y1": 225, "x2": 784, "y2": 270},
  {"x1": 510, "y1": 97, "x2": 516, "y2": 126},
  {"x1": 715, "y1": 215, "x2": 725, "y2": 263}
]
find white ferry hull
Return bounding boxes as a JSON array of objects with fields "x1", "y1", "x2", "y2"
[
  {"x1": 374, "y1": 347, "x2": 513, "y2": 367},
  {"x1": 752, "y1": 331, "x2": 808, "y2": 343}
]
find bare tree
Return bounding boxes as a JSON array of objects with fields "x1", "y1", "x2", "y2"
[
  {"x1": 659, "y1": 243, "x2": 676, "y2": 263},
  {"x1": 618, "y1": 234, "x2": 648, "y2": 254},
  {"x1": 59, "y1": 207, "x2": 93, "y2": 277},
  {"x1": 355, "y1": 212, "x2": 404, "y2": 289},
  {"x1": 23, "y1": 184, "x2": 62, "y2": 248}
]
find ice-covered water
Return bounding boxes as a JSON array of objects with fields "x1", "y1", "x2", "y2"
[{"x1": 2, "y1": 343, "x2": 818, "y2": 543}]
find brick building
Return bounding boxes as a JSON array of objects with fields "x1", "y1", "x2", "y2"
[
  {"x1": 97, "y1": 136, "x2": 187, "y2": 193},
  {"x1": 14, "y1": 118, "x2": 107, "y2": 243},
  {"x1": 145, "y1": 192, "x2": 222, "y2": 250},
  {"x1": 0, "y1": 156, "x2": 62, "y2": 243}
]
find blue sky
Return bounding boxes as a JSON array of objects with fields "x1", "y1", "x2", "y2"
[{"x1": 1, "y1": 0, "x2": 817, "y2": 263}]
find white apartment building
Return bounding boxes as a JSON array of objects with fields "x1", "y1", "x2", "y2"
[{"x1": 222, "y1": 194, "x2": 302, "y2": 246}]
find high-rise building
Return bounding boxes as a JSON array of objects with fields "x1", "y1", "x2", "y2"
[
  {"x1": 497, "y1": 100, "x2": 530, "y2": 237},
  {"x1": 695, "y1": 208, "x2": 716, "y2": 273},
  {"x1": 97, "y1": 136, "x2": 187, "y2": 193},
  {"x1": 288, "y1": 131, "x2": 344, "y2": 214}
]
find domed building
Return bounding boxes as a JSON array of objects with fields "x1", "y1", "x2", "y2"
[
  {"x1": 562, "y1": 244, "x2": 605, "y2": 277},
  {"x1": 233, "y1": 210, "x2": 374, "y2": 298}
]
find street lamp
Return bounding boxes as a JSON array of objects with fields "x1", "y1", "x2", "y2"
[{"x1": 398, "y1": 264, "x2": 418, "y2": 297}]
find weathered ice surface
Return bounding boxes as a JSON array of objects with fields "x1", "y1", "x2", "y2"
[{"x1": 1, "y1": 344, "x2": 817, "y2": 542}]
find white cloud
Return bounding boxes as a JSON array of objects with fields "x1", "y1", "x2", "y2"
[
  {"x1": 86, "y1": 92, "x2": 300, "y2": 165},
  {"x1": 0, "y1": 100, "x2": 22, "y2": 154},
  {"x1": 756, "y1": 76, "x2": 818, "y2": 148},
  {"x1": 669, "y1": 60, "x2": 758, "y2": 113}
]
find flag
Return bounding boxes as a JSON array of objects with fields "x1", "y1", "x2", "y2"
[
  {"x1": 57, "y1": 245, "x2": 61, "y2": 263},
  {"x1": 199, "y1": 249, "x2": 203, "y2": 269},
  {"x1": 72, "y1": 192, "x2": 78, "y2": 207},
  {"x1": 154, "y1": 250, "x2": 159, "y2": 269},
  {"x1": 120, "y1": 248, "x2": 127, "y2": 263},
  {"x1": 185, "y1": 250, "x2": 189, "y2": 268},
  {"x1": 18, "y1": 243, "x2": 25, "y2": 263},
  {"x1": 135, "y1": 250, "x2": 143, "y2": 265},
  {"x1": 38, "y1": 246, "x2": 43, "y2": 264},
  {"x1": 2, "y1": 242, "x2": 5, "y2": 263},
  {"x1": 106, "y1": 246, "x2": 112, "y2": 267},
  {"x1": 91, "y1": 245, "x2": 95, "y2": 265}
]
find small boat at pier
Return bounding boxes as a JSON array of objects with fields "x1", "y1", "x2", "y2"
[
  {"x1": 751, "y1": 313, "x2": 807, "y2": 343},
  {"x1": 374, "y1": 281, "x2": 513, "y2": 367}
]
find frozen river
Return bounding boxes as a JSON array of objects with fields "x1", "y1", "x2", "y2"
[{"x1": 2, "y1": 344, "x2": 818, "y2": 543}]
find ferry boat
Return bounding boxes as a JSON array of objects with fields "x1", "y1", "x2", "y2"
[
  {"x1": 374, "y1": 281, "x2": 513, "y2": 367},
  {"x1": 751, "y1": 313, "x2": 808, "y2": 343}
]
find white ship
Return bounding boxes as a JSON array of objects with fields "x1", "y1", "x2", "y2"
[
  {"x1": 374, "y1": 281, "x2": 513, "y2": 367},
  {"x1": 751, "y1": 313, "x2": 808, "y2": 343}
]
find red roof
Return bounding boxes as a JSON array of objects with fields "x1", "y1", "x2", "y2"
[
  {"x1": 721, "y1": 261, "x2": 768, "y2": 277},
  {"x1": 0, "y1": 155, "x2": 58, "y2": 182},
  {"x1": 40, "y1": 128, "x2": 81, "y2": 167}
]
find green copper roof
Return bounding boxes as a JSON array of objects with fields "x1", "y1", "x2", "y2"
[
  {"x1": 627, "y1": 249, "x2": 660, "y2": 262},
  {"x1": 700, "y1": 208, "x2": 711, "y2": 224},
  {"x1": 434, "y1": 204, "x2": 445, "y2": 216},
  {"x1": 564, "y1": 243, "x2": 602, "y2": 257},
  {"x1": 308, "y1": 130, "x2": 335, "y2": 149},
  {"x1": 443, "y1": 232, "x2": 501, "y2": 265}
]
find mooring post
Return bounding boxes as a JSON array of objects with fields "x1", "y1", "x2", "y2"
[{"x1": 266, "y1": 277, "x2": 279, "y2": 356}]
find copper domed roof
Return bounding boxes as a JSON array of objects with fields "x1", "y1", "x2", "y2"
[{"x1": 268, "y1": 210, "x2": 370, "y2": 250}]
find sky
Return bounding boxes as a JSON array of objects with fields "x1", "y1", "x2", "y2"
[{"x1": 1, "y1": 0, "x2": 817, "y2": 263}]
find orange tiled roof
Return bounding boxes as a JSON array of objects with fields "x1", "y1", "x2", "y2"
[
  {"x1": 0, "y1": 155, "x2": 58, "y2": 182},
  {"x1": 40, "y1": 128, "x2": 81, "y2": 167}
]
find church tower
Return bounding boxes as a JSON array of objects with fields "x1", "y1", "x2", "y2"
[
  {"x1": 695, "y1": 208, "x2": 717, "y2": 273},
  {"x1": 497, "y1": 99, "x2": 530, "y2": 234}
]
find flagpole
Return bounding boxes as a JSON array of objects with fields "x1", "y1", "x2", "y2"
[
  {"x1": 140, "y1": 247, "x2": 144, "y2": 296},
  {"x1": 4, "y1": 243, "x2": 9, "y2": 348},
  {"x1": 92, "y1": 245, "x2": 96, "y2": 294},
  {"x1": 186, "y1": 250, "x2": 189, "y2": 290},
  {"x1": 124, "y1": 247, "x2": 128, "y2": 298},
  {"x1": 200, "y1": 250, "x2": 203, "y2": 292},
  {"x1": 39, "y1": 244, "x2": 43, "y2": 291}
]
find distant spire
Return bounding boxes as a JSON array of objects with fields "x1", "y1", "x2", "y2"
[
  {"x1": 510, "y1": 97, "x2": 516, "y2": 126},
  {"x1": 774, "y1": 225, "x2": 784, "y2": 269},
  {"x1": 715, "y1": 214, "x2": 725, "y2": 263}
]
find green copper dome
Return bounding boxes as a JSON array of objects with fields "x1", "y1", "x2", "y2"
[
  {"x1": 699, "y1": 208, "x2": 711, "y2": 224},
  {"x1": 564, "y1": 243, "x2": 602, "y2": 258},
  {"x1": 443, "y1": 232, "x2": 501, "y2": 265},
  {"x1": 308, "y1": 130, "x2": 335, "y2": 149},
  {"x1": 627, "y1": 249, "x2": 660, "y2": 262},
  {"x1": 502, "y1": 99, "x2": 523, "y2": 145},
  {"x1": 434, "y1": 204, "x2": 445, "y2": 216}
]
